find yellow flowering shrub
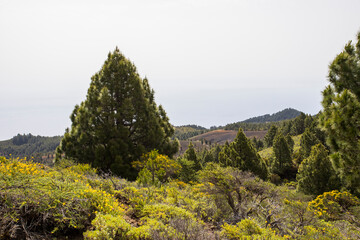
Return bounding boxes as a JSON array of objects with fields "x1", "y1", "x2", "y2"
[
  {"x1": 83, "y1": 213, "x2": 131, "y2": 240},
  {"x1": 0, "y1": 157, "x2": 127, "y2": 239},
  {"x1": 116, "y1": 180, "x2": 215, "y2": 239},
  {"x1": 221, "y1": 219, "x2": 285, "y2": 240},
  {"x1": 308, "y1": 190, "x2": 360, "y2": 220},
  {"x1": 0, "y1": 156, "x2": 45, "y2": 177},
  {"x1": 163, "y1": 181, "x2": 216, "y2": 222},
  {"x1": 298, "y1": 220, "x2": 360, "y2": 239},
  {"x1": 129, "y1": 203, "x2": 210, "y2": 240},
  {"x1": 2, "y1": 156, "x2": 360, "y2": 239}
]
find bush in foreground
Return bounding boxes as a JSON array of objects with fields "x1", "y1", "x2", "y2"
[
  {"x1": 0, "y1": 156, "x2": 127, "y2": 239},
  {"x1": 1, "y1": 156, "x2": 360, "y2": 239}
]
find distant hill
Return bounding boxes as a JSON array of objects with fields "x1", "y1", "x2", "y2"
[
  {"x1": 242, "y1": 108, "x2": 302, "y2": 123},
  {"x1": 0, "y1": 134, "x2": 61, "y2": 163},
  {"x1": 224, "y1": 108, "x2": 302, "y2": 131},
  {"x1": 173, "y1": 125, "x2": 208, "y2": 140}
]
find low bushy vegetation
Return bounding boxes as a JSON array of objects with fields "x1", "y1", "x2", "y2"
[
  {"x1": 0, "y1": 156, "x2": 127, "y2": 239},
  {"x1": 1, "y1": 156, "x2": 359, "y2": 239}
]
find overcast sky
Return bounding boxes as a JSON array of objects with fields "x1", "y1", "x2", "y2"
[{"x1": 1, "y1": 0, "x2": 360, "y2": 140}]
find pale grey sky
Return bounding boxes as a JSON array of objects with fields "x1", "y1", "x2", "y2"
[{"x1": 1, "y1": 0, "x2": 360, "y2": 140}]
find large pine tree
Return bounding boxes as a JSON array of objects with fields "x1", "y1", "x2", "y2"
[
  {"x1": 56, "y1": 48, "x2": 178, "y2": 179},
  {"x1": 319, "y1": 31, "x2": 360, "y2": 196}
]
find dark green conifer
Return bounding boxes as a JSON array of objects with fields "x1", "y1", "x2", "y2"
[
  {"x1": 297, "y1": 144, "x2": 339, "y2": 195},
  {"x1": 184, "y1": 142, "x2": 201, "y2": 171},
  {"x1": 299, "y1": 128, "x2": 320, "y2": 159},
  {"x1": 270, "y1": 132, "x2": 293, "y2": 179},
  {"x1": 219, "y1": 129, "x2": 268, "y2": 179},
  {"x1": 251, "y1": 137, "x2": 264, "y2": 151},
  {"x1": 264, "y1": 125, "x2": 278, "y2": 147},
  {"x1": 56, "y1": 48, "x2": 178, "y2": 179},
  {"x1": 290, "y1": 113, "x2": 306, "y2": 135},
  {"x1": 285, "y1": 134, "x2": 294, "y2": 154},
  {"x1": 319, "y1": 31, "x2": 360, "y2": 196}
]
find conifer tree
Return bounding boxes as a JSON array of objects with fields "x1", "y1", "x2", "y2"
[
  {"x1": 199, "y1": 149, "x2": 215, "y2": 164},
  {"x1": 285, "y1": 134, "x2": 295, "y2": 154},
  {"x1": 299, "y1": 128, "x2": 320, "y2": 159},
  {"x1": 319, "y1": 31, "x2": 360, "y2": 196},
  {"x1": 290, "y1": 113, "x2": 306, "y2": 135},
  {"x1": 212, "y1": 144, "x2": 222, "y2": 163},
  {"x1": 219, "y1": 129, "x2": 268, "y2": 179},
  {"x1": 184, "y1": 142, "x2": 201, "y2": 171},
  {"x1": 297, "y1": 144, "x2": 339, "y2": 195},
  {"x1": 264, "y1": 125, "x2": 278, "y2": 147},
  {"x1": 176, "y1": 157, "x2": 196, "y2": 183},
  {"x1": 56, "y1": 48, "x2": 178, "y2": 179},
  {"x1": 251, "y1": 137, "x2": 264, "y2": 151},
  {"x1": 282, "y1": 121, "x2": 293, "y2": 136},
  {"x1": 270, "y1": 132, "x2": 293, "y2": 179},
  {"x1": 218, "y1": 141, "x2": 231, "y2": 166}
]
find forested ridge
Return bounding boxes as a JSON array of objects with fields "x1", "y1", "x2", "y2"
[
  {"x1": 242, "y1": 108, "x2": 301, "y2": 123},
  {"x1": 173, "y1": 125, "x2": 209, "y2": 140},
  {"x1": 0, "y1": 134, "x2": 61, "y2": 163},
  {"x1": 1, "y1": 31, "x2": 360, "y2": 239}
]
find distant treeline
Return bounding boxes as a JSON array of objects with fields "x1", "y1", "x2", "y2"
[
  {"x1": 225, "y1": 111, "x2": 311, "y2": 132},
  {"x1": 224, "y1": 112, "x2": 316, "y2": 135},
  {"x1": 242, "y1": 108, "x2": 301, "y2": 123},
  {"x1": 177, "y1": 124, "x2": 207, "y2": 130},
  {"x1": 0, "y1": 133, "x2": 61, "y2": 160},
  {"x1": 173, "y1": 125, "x2": 208, "y2": 140},
  {"x1": 224, "y1": 122, "x2": 277, "y2": 131}
]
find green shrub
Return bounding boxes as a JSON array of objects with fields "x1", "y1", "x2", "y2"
[
  {"x1": 0, "y1": 157, "x2": 126, "y2": 239},
  {"x1": 132, "y1": 150, "x2": 181, "y2": 186},
  {"x1": 221, "y1": 219, "x2": 284, "y2": 240},
  {"x1": 308, "y1": 190, "x2": 360, "y2": 221},
  {"x1": 83, "y1": 213, "x2": 131, "y2": 240}
]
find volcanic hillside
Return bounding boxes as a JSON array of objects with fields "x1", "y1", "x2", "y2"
[{"x1": 190, "y1": 129, "x2": 267, "y2": 144}]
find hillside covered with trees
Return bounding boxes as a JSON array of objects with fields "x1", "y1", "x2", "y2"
[
  {"x1": 0, "y1": 134, "x2": 61, "y2": 163},
  {"x1": 242, "y1": 108, "x2": 302, "y2": 123},
  {"x1": 173, "y1": 125, "x2": 208, "y2": 140},
  {"x1": 2, "y1": 31, "x2": 360, "y2": 239}
]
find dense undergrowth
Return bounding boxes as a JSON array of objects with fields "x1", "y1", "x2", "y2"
[{"x1": 1, "y1": 156, "x2": 360, "y2": 239}]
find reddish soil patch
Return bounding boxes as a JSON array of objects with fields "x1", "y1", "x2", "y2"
[{"x1": 191, "y1": 130, "x2": 267, "y2": 144}]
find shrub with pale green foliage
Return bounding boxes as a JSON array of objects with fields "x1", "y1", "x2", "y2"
[
  {"x1": 132, "y1": 150, "x2": 181, "y2": 186},
  {"x1": 0, "y1": 156, "x2": 126, "y2": 239},
  {"x1": 2, "y1": 155, "x2": 360, "y2": 239},
  {"x1": 308, "y1": 190, "x2": 360, "y2": 222},
  {"x1": 84, "y1": 213, "x2": 130, "y2": 240},
  {"x1": 221, "y1": 219, "x2": 284, "y2": 240}
]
